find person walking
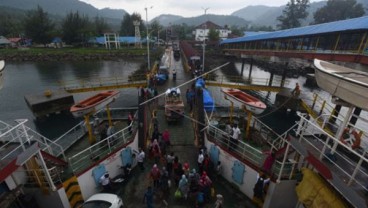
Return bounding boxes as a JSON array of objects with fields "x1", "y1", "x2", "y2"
[
  {"x1": 162, "y1": 129, "x2": 171, "y2": 147},
  {"x1": 127, "y1": 111, "x2": 134, "y2": 134},
  {"x1": 99, "y1": 172, "x2": 112, "y2": 193},
  {"x1": 197, "y1": 150, "x2": 204, "y2": 174},
  {"x1": 137, "y1": 148, "x2": 145, "y2": 170},
  {"x1": 253, "y1": 172, "x2": 270, "y2": 204},
  {"x1": 230, "y1": 124, "x2": 241, "y2": 151},
  {"x1": 215, "y1": 161, "x2": 222, "y2": 180},
  {"x1": 143, "y1": 186, "x2": 154, "y2": 208},
  {"x1": 263, "y1": 150, "x2": 276, "y2": 175},
  {"x1": 291, "y1": 82, "x2": 301, "y2": 97},
  {"x1": 166, "y1": 152, "x2": 175, "y2": 177},
  {"x1": 178, "y1": 174, "x2": 189, "y2": 199},
  {"x1": 150, "y1": 164, "x2": 161, "y2": 189}
]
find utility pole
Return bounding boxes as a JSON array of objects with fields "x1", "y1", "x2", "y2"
[
  {"x1": 202, "y1": 7, "x2": 209, "y2": 72},
  {"x1": 145, "y1": 6, "x2": 153, "y2": 71}
]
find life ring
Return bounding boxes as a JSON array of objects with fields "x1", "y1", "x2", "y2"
[{"x1": 340, "y1": 128, "x2": 361, "y2": 149}]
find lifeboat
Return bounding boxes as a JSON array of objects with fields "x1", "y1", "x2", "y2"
[
  {"x1": 222, "y1": 88, "x2": 266, "y2": 115},
  {"x1": 70, "y1": 90, "x2": 120, "y2": 117}
]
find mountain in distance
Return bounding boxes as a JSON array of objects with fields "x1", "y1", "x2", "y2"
[
  {"x1": 232, "y1": 1, "x2": 327, "y2": 28},
  {"x1": 0, "y1": 0, "x2": 127, "y2": 19},
  {"x1": 151, "y1": 14, "x2": 184, "y2": 26},
  {"x1": 154, "y1": 14, "x2": 250, "y2": 27},
  {"x1": 233, "y1": 0, "x2": 367, "y2": 28}
]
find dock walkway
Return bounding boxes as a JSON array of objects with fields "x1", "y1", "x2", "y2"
[{"x1": 116, "y1": 47, "x2": 257, "y2": 207}]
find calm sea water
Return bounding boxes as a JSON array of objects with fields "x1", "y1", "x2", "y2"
[
  {"x1": 0, "y1": 60, "x2": 366, "y2": 138},
  {"x1": 0, "y1": 60, "x2": 141, "y2": 138}
]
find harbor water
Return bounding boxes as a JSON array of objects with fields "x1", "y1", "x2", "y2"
[{"x1": 0, "y1": 60, "x2": 367, "y2": 138}]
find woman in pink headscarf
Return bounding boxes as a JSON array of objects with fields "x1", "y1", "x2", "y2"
[
  {"x1": 150, "y1": 164, "x2": 161, "y2": 188},
  {"x1": 162, "y1": 129, "x2": 171, "y2": 146},
  {"x1": 152, "y1": 139, "x2": 161, "y2": 164}
]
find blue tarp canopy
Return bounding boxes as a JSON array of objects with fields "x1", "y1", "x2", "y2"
[
  {"x1": 89, "y1": 36, "x2": 139, "y2": 44},
  {"x1": 221, "y1": 16, "x2": 368, "y2": 44},
  {"x1": 203, "y1": 88, "x2": 215, "y2": 112}
]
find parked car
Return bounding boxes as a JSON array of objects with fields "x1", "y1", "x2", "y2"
[{"x1": 80, "y1": 193, "x2": 123, "y2": 208}]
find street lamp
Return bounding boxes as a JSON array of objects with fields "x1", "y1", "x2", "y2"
[
  {"x1": 202, "y1": 7, "x2": 209, "y2": 72},
  {"x1": 145, "y1": 6, "x2": 153, "y2": 71}
]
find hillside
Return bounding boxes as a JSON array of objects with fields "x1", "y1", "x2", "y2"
[
  {"x1": 151, "y1": 14, "x2": 184, "y2": 27},
  {"x1": 0, "y1": 0, "x2": 127, "y2": 19},
  {"x1": 173, "y1": 14, "x2": 250, "y2": 27},
  {"x1": 232, "y1": 1, "x2": 327, "y2": 28}
]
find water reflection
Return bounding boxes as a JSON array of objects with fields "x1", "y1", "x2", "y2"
[{"x1": 0, "y1": 60, "x2": 142, "y2": 138}]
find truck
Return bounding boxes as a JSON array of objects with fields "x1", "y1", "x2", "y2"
[{"x1": 164, "y1": 88, "x2": 184, "y2": 122}]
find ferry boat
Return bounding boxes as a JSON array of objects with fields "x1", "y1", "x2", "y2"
[
  {"x1": 0, "y1": 60, "x2": 4, "y2": 90},
  {"x1": 70, "y1": 90, "x2": 120, "y2": 117},
  {"x1": 314, "y1": 59, "x2": 368, "y2": 111},
  {"x1": 1, "y1": 48, "x2": 368, "y2": 208},
  {"x1": 221, "y1": 88, "x2": 267, "y2": 114}
]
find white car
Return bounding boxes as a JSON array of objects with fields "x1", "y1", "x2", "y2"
[{"x1": 81, "y1": 193, "x2": 123, "y2": 208}]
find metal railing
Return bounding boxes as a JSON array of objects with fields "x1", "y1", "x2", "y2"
[
  {"x1": 68, "y1": 120, "x2": 137, "y2": 174},
  {"x1": 294, "y1": 113, "x2": 368, "y2": 193},
  {"x1": 0, "y1": 119, "x2": 65, "y2": 161}
]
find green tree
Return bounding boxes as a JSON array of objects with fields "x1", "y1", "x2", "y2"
[
  {"x1": 208, "y1": 28, "x2": 220, "y2": 41},
  {"x1": 94, "y1": 16, "x2": 110, "y2": 36},
  {"x1": 150, "y1": 20, "x2": 162, "y2": 40},
  {"x1": 23, "y1": 6, "x2": 54, "y2": 45},
  {"x1": 61, "y1": 11, "x2": 93, "y2": 45},
  {"x1": 0, "y1": 13, "x2": 23, "y2": 37},
  {"x1": 313, "y1": 0, "x2": 365, "y2": 24},
  {"x1": 120, "y1": 12, "x2": 144, "y2": 36},
  {"x1": 277, "y1": 0, "x2": 310, "y2": 29}
]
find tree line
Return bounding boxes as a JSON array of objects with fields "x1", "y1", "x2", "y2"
[
  {"x1": 0, "y1": 0, "x2": 365, "y2": 45},
  {"x1": 277, "y1": 0, "x2": 365, "y2": 30}
]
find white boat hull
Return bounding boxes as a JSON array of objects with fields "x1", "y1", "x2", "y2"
[
  {"x1": 222, "y1": 88, "x2": 266, "y2": 115},
  {"x1": 0, "y1": 60, "x2": 4, "y2": 90},
  {"x1": 314, "y1": 59, "x2": 368, "y2": 111},
  {"x1": 71, "y1": 94, "x2": 119, "y2": 117}
]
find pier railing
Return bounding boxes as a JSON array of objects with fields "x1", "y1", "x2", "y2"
[{"x1": 60, "y1": 75, "x2": 147, "y2": 93}]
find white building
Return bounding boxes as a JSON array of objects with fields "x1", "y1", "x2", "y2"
[{"x1": 193, "y1": 21, "x2": 231, "y2": 41}]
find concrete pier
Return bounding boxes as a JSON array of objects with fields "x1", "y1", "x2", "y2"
[{"x1": 24, "y1": 89, "x2": 74, "y2": 118}]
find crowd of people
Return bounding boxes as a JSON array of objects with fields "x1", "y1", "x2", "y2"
[{"x1": 140, "y1": 144, "x2": 222, "y2": 208}]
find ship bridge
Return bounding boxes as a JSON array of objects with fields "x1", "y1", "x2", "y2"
[{"x1": 220, "y1": 16, "x2": 368, "y2": 65}]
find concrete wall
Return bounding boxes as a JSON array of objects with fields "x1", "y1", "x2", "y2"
[
  {"x1": 204, "y1": 138, "x2": 299, "y2": 208},
  {"x1": 77, "y1": 135, "x2": 139, "y2": 200},
  {"x1": 204, "y1": 140, "x2": 259, "y2": 199}
]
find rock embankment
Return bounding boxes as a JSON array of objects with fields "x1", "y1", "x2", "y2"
[{"x1": 0, "y1": 51, "x2": 145, "y2": 62}]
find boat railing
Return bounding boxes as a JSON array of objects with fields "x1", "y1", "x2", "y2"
[
  {"x1": 53, "y1": 107, "x2": 138, "y2": 158},
  {"x1": 14, "y1": 166, "x2": 62, "y2": 189},
  {"x1": 206, "y1": 124, "x2": 265, "y2": 166},
  {"x1": 205, "y1": 74, "x2": 289, "y2": 87},
  {"x1": 68, "y1": 121, "x2": 137, "y2": 175},
  {"x1": 291, "y1": 113, "x2": 368, "y2": 193},
  {"x1": 21, "y1": 125, "x2": 66, "y2": 160},
  {"x1": 0, "y1": 119, "x2": 66, "y2": 161}
]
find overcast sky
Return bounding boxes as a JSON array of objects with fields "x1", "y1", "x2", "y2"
[{"x1": 80, "y1": 0, "x2": 322, "y2": 20}]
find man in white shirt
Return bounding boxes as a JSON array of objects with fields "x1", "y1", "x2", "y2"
[
  {"x1": 137, "y1": 148, "x2": 145, "y2": 170},
  {"x1": 100, "y1": 173, "x2": 112, "y2": 192},
  {"x1": 197, "y1": 150, "x2": 204, "y2": 174},
  {"x1": 230, "y1": 124, "x2": 241, "y2": 151}
]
